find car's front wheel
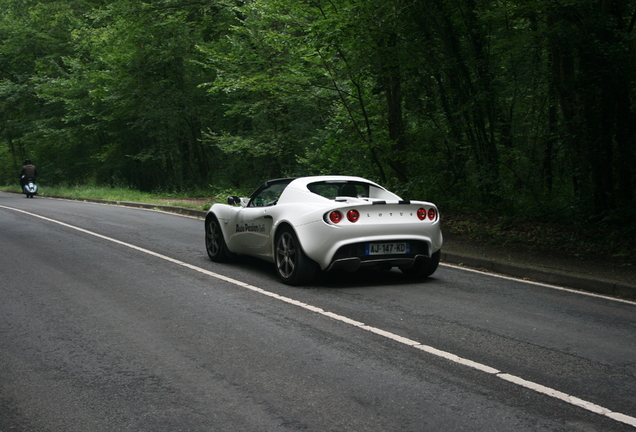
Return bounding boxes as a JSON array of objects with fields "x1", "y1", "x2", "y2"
[
  {"x1": 205, "y1": 215, "x2": 234, "y2": 262},
  {"x1": 400, "y1": 250, "x2": 440, "y2": 279},
  {"x1": 275, "y1": 226, "x2": 317, "y2": 285}
]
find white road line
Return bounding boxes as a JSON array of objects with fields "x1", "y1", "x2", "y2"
[
  {"x1": 441, "y1": 262, "x2": 636, "y2": 306},
  {"x1": 3, "y1": 204, "x2": 635, "y2": 428}
]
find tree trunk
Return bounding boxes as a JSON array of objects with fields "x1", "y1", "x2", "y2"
[{"x1": 379, "y1": 32, "x2": 408, "y2": 183}]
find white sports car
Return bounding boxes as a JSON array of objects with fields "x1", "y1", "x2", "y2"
[{"x1": 205, "y1": 176, "x2": 443, "y2": 285}]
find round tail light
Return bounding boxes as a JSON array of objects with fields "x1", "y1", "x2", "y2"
[
  {"x1": 347, "y1": 209, "x2": 360, "y2": 223},
  {"x1": 329, "y1": 211, "x2": 343, "y2": 224},
  {"x1": 428, "y1": 208, "x2": 437, "y2": 221},
  {"x1": 417, "y1": 208, "x2": 427, "y2": 221}
]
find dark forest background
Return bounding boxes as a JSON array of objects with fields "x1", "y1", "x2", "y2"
[{"x1": 1, "y1": 0, "x2": 635, "y2": 228}]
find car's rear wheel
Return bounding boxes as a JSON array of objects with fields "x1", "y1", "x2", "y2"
[
  {"x1": 400, "y1": 250, "x2": 440, "y2": 279},
  {"x1": 205, "y1": 215, "x2": 234, "y2": 262},
  {"x1": 275, "y1": 226, "x2": 317, "y2": 285}
]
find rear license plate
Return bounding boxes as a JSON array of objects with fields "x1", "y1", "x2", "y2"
[{"x1": 366, "y1": 242, "x2": 410, "y2": 255}]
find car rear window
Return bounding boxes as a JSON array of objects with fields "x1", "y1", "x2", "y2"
[{"x1": 307, "y1": 181, "x2": 371, "y2": 199}]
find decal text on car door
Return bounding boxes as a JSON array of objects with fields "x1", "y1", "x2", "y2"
[{"x1": 236, "y1": 223, "x2": 265, "y2": 233}]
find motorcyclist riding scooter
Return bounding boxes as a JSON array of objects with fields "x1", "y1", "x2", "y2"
[{"x1": 19, "y1": 158, "x2": 38, "y2": 198}]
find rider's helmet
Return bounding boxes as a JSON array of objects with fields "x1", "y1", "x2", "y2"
[{"x1": 23, "y1": 158, "x2": 31, "y2": 165}]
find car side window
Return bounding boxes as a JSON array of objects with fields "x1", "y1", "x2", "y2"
[{"x1": 248, "y1": 183, "x2": 289, "y2": 207}]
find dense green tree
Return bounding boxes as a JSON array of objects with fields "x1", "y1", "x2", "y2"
[
  {"x1": 546, "y1": 0, "x2": 636, "y2": 216},
  {"x1": 35, "y1": 0, "x2": 229, "y2": 189},
  {"x1": 0, "y1": 0, "x2": 634, "y2": 226},
  {"x1": 0, "y1": 0, "x2": 93, "y2": 182}
]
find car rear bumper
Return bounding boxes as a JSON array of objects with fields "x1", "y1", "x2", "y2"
[
  {"x1": 325, "y1": 240, "x2": 430, "y2": 271},
  {"x1": 296, "y1": 219, "x2": 443, "y2": 270},
  {"x1": 327, "y1": 255, "x2": 431, "y2": 272}
]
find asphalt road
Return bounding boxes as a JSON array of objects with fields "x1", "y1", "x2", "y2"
[{"x1": 1, "y1": 192, "x2": 635, "y2": 432}]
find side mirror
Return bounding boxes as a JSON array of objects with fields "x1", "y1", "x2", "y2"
[{"x1": 227, "y1": 195, "x2": 241, "y2": 205}]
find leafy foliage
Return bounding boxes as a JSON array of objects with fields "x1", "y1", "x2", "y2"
[{"x1": 1, "y1": 0, "x2": 635, "y2": 229}]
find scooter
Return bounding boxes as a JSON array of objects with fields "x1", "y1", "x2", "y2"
[{"x1": 21, "y1": 176, "x2": 38, "y2": 198}]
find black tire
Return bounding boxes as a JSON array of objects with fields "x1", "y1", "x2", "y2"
[
  {"x1": 400, "y1": 250, "x2": 441, "y2": 279},
  {"x1": 205, "y1": 215, "x2": 234, "y2": 262},
  {"x1": 275, "y1": 226, "x2": 317, "y2": 285}
]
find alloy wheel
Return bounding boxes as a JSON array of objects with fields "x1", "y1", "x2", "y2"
[{"x1": 276, "y1": 231, "x2": 297, "y2": 279}]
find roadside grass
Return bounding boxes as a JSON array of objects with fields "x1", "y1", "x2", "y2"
[{"x1": 0, "y1": 185, "x2": 216, "y2": 211}]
